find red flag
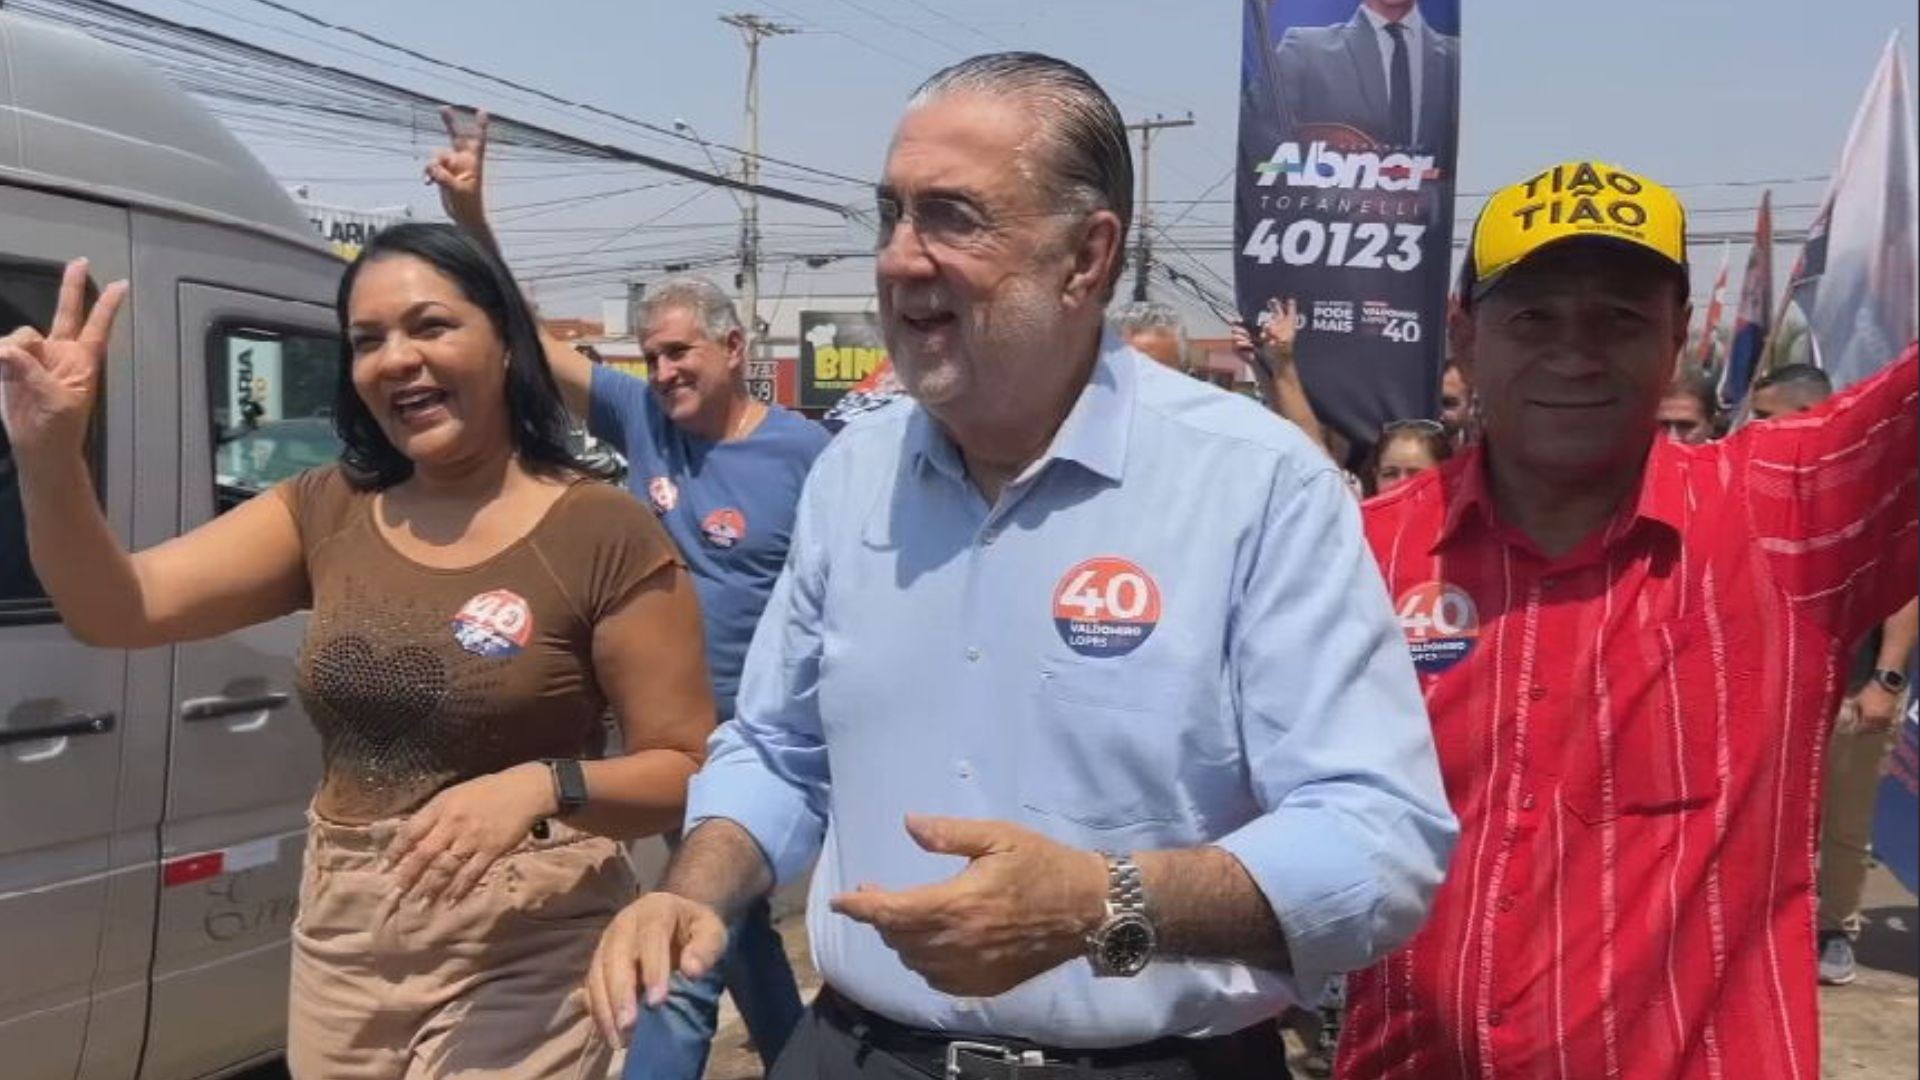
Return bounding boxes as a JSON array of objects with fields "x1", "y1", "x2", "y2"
[{"x1": 1694, "y1": 241, "x2": 1731, "y2": 368}]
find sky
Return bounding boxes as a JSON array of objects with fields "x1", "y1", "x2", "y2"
[{"x1": 113, "y1": 0, "x2": 1920, "y2": 330}]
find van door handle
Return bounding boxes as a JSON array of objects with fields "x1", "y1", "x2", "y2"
[
  {"x1": 0, "y1": 711, "x2": 117, "y2": 747},
  {"x1": 181, "y1": 692, "x2": 291, "y2": 723}
]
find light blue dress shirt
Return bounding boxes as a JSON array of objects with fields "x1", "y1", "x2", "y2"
[{"x1": 685, "y1": 333, "x2": 1456, "y2": 1047}]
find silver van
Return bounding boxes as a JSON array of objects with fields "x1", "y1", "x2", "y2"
[{"x1": 1, "y1": 12, "x2": 341, "y2": 1078}]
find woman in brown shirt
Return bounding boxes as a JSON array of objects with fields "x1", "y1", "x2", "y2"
[{"x1": 0, "y1": 225, "x2": 715, "y2": 1079}]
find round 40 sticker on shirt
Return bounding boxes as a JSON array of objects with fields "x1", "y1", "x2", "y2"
[
  {"x1": 702, "y1": 508, "x2": 747, "y2": 549},
  {"x1": 1396, "y1": 581, "x2": 1480, "y2": 674},
  {"x1": 1051, "y1": 557, "x2": 1162, "y2": 658},
  {"x1": 451, "y1": 588, "x2": 534, "y2": 659}
]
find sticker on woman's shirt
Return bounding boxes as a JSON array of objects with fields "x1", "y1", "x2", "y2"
[
  {"x1": 702, "y1": 508, "x2": 747, "y2": 549},
  {"x1": 647, "y1": 476, "x2": 680, "y2": 514},
  {"x1": 1396, "y1": 581, "x2": 1480, "y2": 674},
  {"x1": 1051, "y1": 557, "x2": 1161, "y2": 658},
  {"x1": 451, "y1": 589, "x2": 534, "y2": 658}
]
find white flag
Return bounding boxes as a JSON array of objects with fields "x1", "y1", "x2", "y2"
[{"x1": 1786, "y1": 33, "x2": 1918, "y2": 389}]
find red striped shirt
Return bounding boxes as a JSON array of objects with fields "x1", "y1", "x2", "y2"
[{"x1": 1340, "y1": 347, "x2": 1918, "y2": 1080}]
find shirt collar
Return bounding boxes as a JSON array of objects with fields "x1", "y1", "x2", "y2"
[
  {"x1": 1360, "y1": 4, "x2": 1425, "y2": 35},
  {"x1": 1432, "y1": 436, "x2": 1687, "y2": 555},
  {"x1": 907, "y1": 330, "x2": 1136, "y2": 487}
]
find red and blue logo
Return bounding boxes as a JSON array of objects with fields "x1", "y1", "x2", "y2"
[
  {"x1": 702, "y1": 508, "x2": 747, "y2": 550},
  {"x1": 1051, "y1": 557, "x2": 1162, "y2": 659},
  {"x1": 451, "y1": 589, "x2": 534, "y2": 659},
  {"x1": 1396, "y1": 581, "x2": 1480, "y2": 674}
]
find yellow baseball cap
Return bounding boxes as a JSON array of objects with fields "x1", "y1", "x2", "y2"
[{"x1": 1467, "y1": 161, "x2": 1688, "y2": 298}]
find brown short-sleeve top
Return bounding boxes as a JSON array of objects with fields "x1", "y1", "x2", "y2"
[{"x1": 275, "y1": 466, "x2": 680, "y2": 821}]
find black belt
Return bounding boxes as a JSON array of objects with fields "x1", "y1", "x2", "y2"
[{"x1": 816, "y1": 986, "x2": 1287, "y2": 1080}]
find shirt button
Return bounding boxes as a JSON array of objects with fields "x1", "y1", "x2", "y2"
[
  {"x1": 1489, "y1": 1009, "x2": 1505, "y2": 1027},
  {"x1": 1530, "y1": 686, "x2": 1549, "y2": 701},
  {"x1": 956, "y1": 760, "x2": 974, "y2": 780},
  {"x1": 1541, "y1": 577, "x2": 1560, "y2": 590},
  {"x1": 1498, "y1": 896, "x2": 1515, "y2": 913},
  {"x1": 1521, "y1": 793, "x2": 1537, "y2": 810},
  {"x1": 965, "y1": 647, "x2": 982, "y2": 663}
]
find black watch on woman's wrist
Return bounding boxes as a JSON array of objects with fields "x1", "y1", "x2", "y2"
[
  {"x1": 1871, "y1": 668, "x2": 1908, "y2": 694},
  {"x1": 542, "y1": 758, "x2": 589, "y2": 817}
]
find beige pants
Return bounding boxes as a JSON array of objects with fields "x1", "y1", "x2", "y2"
[
  {"x1": 288, "y1": 811, "x2": 634, "y2": 1080},
  {"x1": 1818, "y1": 700, "x2": 1899, "y2": 937}
]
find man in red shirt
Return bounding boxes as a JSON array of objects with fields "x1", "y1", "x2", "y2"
[{"x1": 1340, "y1": 160, "x2": 1918, "y2": 1080}]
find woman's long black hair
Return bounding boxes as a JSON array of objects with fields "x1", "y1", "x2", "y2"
[{"x1": 332, "y1": 222, "x2": 614, "y2": 489}]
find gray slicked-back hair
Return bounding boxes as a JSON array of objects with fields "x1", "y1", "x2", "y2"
[
  {"x1": 637, "y1": 275, "x2": 744, "y2": 342},
  {"x1": 909, "y1": 52, "x2": 1133, "y2": 294},
  {"x1": 1111, "y1": 300, "x2": 1185, "y2": 340}
]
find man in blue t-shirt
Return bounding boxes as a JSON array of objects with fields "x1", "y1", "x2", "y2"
[
  {"x1": 429, "y1": 110, "x2": 822, "y2": 1079},
  {"x1": 586, "y1": 280, "x2": 830, "y2": 725}
]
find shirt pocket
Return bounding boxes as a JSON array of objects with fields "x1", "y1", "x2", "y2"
[
  {"x1": 1564, "y1": 614, "x2": 1722, "y2": 825},
  {"x1": 1019, "y1": 654, "x2": 1225, "y2": 833}
]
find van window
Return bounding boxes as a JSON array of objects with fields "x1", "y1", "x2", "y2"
[
  {"x1": 0, "y1": 261, "x2": 100, "y2": 622},
  {"x1": 207, "y1": 324, "x2": 341, "y2": 514}
]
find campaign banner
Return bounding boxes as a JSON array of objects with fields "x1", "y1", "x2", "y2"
[
  {"x1": 1873, "y1": 665, "x2": 1920, "y2": 897},
  {"x1": 799, "y1": 311, "x2": 888, "y2": 411},
  {"x1": 1235, "y1": 0, "x2": 1460, "y2": 454}
]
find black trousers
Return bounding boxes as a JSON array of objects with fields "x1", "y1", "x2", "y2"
[{"x1": 768, "y1": 989, "x2": 1292, "y2": 1080}]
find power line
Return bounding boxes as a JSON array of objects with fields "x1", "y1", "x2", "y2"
[
  {"x1": 226, "y1": 0, "x2": 870, "y2": 189},
  {"x1": 18, "y1": 0, "x2": 855, "y2": 217},
  {"x1": 756, "y1": 0, "x2": 930, "y2": 75}
]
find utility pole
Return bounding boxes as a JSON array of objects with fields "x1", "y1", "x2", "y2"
[
  {"x1": 1127, "y1": 113, "x2": 1194, "y2": 302},
  {"x1": 721, "y1": 13, "x2": 797, "y2": 361}
]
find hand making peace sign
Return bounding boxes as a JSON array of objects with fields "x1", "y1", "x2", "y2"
[
  {"x1": 425, "y1": 105, "x2": 491, "y2": 232},
  {"x1": 0, "y1": 258, "x2": 127, "y2": 459}
]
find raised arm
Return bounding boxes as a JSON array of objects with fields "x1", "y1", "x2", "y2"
[
  {"x1": 1240, "y1": 297, "x2": 1330, "y2": 456},
  {"x1": 0, "y1": 260, "x2": 307, "y2": 649},
  {"x1": 427, "y1": 106, "x2": 594, "y2": 417},
  {"x1": 1739, "y1": 344, "x2": 1918, "y2": 645}
]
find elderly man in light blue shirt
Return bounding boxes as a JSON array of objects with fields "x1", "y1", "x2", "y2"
[{"x1": 588, "y1": 51, "x2": 1454, "y2": 1080}]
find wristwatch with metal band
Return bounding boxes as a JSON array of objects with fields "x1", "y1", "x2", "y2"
[
  {"x1": 543, "y1": 758, "x2": 589, "y2": 817},
  {"x1": 1872, "y1": 668, "x2": 1909, "y2": 694},
  {"x1": 1087, "y1": 852, "x2": 1156, "y2": 977}
]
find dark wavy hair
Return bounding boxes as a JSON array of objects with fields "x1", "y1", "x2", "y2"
[{"x1": 331, "y1": 222, "x2": 612, "y2": 489}]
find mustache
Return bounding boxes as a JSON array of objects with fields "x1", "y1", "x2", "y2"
[{"x1": 888, "y1": 286, "x2": 955, "y2": 315}]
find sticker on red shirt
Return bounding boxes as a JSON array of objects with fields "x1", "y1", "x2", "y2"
[
  {"x1": 451, "y1": 589, "x2": 534, "y2": 658},
  {"x1": 647, "y1": 476, "x2": 680, "y2": 514},
  {"x1": 702, "y1": 508, "x2": 747, "y2": 549},
  {"x1": 1051, "y1": 557, "x2": 1162, "y2": 658},
  {"x1": 1396, "y1": 581, "x2": 1479, "y2": 674}
]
